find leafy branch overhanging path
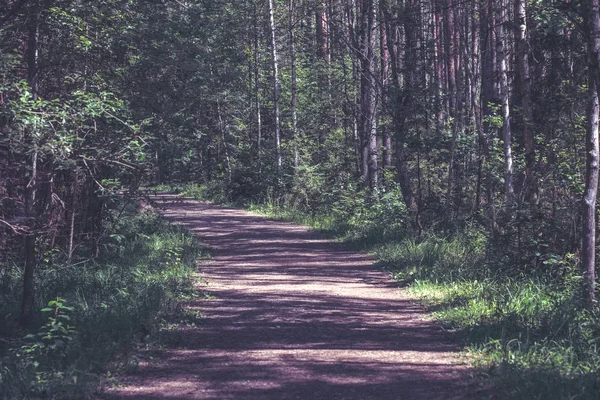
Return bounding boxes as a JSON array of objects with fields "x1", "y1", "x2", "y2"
[{"x1": 101, "y1": 194, "x2": 473, "y2": 399}]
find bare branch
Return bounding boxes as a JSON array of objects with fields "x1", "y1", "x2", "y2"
[{"x1": 0, "y1": 218, "x2": 30, "y2": 235}]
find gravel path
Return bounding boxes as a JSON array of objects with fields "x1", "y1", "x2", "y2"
[{"x1": 99, "y1": 194, "x2": 475, "y2": 399}]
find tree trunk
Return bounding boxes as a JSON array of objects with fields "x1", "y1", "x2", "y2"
[
  {"x1": 444, "y1": 0, "x2": 458, "y2": 206},
  {"x1": 381, "y1": 0, "x2": 416, "y2": 211},
  {"x1": 316, "y1": 1, "x2": 329, "y2": 60},
  {"x1": 21, "y1": 2, "x2": 40, "y2": 326},
  {"x1": 67, "y1": 170, "x2": 78, "y2": 263},
  {"x1": 515, "y1": 0, "x2": 538, "y2": 205},
  {"x1": 290, "y1": 0, "x2": 299, "y2": 168},
  {"x1": 496, "y1": 0, "x2": 514, "y2": 207},
  {"x1": 253, "y1": 2, "x2": 263, "y2": 166},
  {"x1": 216, "y1": 99, "x2": 233, "y2": 182},
  {"x1": 433, "y1": 0, "x2": 443, "y2": 133},
  {"x1": 480, "y1": 0, "x2": 498, "y2": 234},
  {"x1": 582, "y1": 0, "x2": 600, "y2": 308},
  {"x1": 359, "y1": 0, "x2": 378, "y2": 190},
  {"x1": 380, "y1": 17, "x2": 392, "y2": 171},
  {"x1": 268, "y1": 0, "x2": 282, "y2": 172}
]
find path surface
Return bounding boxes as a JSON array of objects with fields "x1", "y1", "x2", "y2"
[{"x1": 100, "y1": 194, "x2": 474, "y2": 399}]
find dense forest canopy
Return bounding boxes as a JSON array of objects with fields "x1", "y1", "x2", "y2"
[{"x1": 2, "y1": 0, "x2": 600, "y2": 397}]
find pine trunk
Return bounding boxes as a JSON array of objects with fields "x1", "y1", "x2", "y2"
[
  {"x1": 515, "y1": 0, "x2": 538, "y2": 205},
  {"x1": 359, "y1": 0, "x2": 378, "y2": 190}
]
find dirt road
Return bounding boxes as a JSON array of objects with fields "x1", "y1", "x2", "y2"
[{"x1": 99, "y1": 194, "x2": 473, "y2": 399}]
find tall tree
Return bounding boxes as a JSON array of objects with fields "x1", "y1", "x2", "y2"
[
  {"x1": 289, "y1": 0, "x2": 299, "y2": 167},
  {"x1": 582, "y1": 0, "x2": 600, "y2": 307},
  {"x1": 515, "y1": 0, "x2": 538, "y2": 205},
  {"x1": 380, "y1": 13, "x2": 392, "y2": 170},
  {"x1": 21, "y1": 0, "x2": 42, "y2": 325},
  {"x1": 316, "y1": 1, "x2": 329, "y2": 60},
  {"x1": 269, "y1": 0, "x2": 282, "y2": 172},
  {"x1": 358, "y1": 0, "x2": 378, "y2": 190},
  {"x1": 381, "y1": 0, "x2": 416, "y2": 211},
  {"x1": 496, "y1": 0, "x2": 514, "y2": 207}
]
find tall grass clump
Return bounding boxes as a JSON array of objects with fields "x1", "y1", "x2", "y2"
[
  {"x1": 379, "y1": 231, "x2": 600, "y2": 399},
  {"x1": 0, "y1": 199, "x2": 205, "y2": 399}
]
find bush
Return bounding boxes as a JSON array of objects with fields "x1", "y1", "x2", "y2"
[{"x1": 0, "y1": 202, "x2": 205, "y2": 399}]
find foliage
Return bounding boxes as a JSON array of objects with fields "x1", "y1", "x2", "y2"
[{"x1": 0, "y1": 202, "x2": 205, "y2": 399}]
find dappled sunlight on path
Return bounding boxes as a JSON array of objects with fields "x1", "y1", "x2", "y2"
[{"x1": 98, "y1": 195, "x2": 473, "y2": 399}]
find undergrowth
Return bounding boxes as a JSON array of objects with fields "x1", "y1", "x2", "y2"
[
  {"x1": 155, "y1": 182, "x2": 600, "y2": 399},
  {"x1": 0, "y1": 199, "x2": 205, "y2": 399}
]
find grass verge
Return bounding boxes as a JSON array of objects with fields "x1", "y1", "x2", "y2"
[{"x1": 0, "y1": 199, "x2": 206, "y2": 399}]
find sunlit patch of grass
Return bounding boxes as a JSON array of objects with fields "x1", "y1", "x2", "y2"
[
  {"x1": 247, "y1": 203, "x2": 347, "y2": 235},
  {"x1": 401, "y1": 272, "x2": 600, "y2": 399},
  {"x1": 377, "y1": 234, "x2": 486, "y2": 283}
]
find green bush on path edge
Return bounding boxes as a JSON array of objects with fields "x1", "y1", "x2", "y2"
[{"x1": 0, "y1": 198, "x2": 207, "y2": 399}]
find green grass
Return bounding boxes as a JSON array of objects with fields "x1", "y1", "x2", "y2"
[
  {"x1": 398, "y1": 254, "x2": 600, "y2": 399},
  {"x1": 0, "y1": 200, "x2": 207, "y2": 399}
]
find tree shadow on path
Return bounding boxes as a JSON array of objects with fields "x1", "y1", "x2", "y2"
[{"x1": 98, "y1": 195, "x2": 476, "y2": 400}]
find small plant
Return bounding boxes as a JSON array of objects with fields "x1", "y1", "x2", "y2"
[
  {"x1": 9, "y1": 298, "x2": 80, "y2": 398},
  {"x1": 20, "y1": 298, "x2": 77, "y2": 362}
]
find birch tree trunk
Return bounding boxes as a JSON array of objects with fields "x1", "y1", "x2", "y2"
[
  {"x1": 290, "y1": 0, "x2": 299, "y2": 168},
  {"x1": 253, "y1": 2, "x2": 263, "y2": 166},
  {"x1": 496, "y1": 0, "x2": 514, "y2": 207},
  {"x1": 268, "y1": 0, "x2": 282, "y2": 172},
  {"x1": 444, "y1": 0, "x2": 458, "y2": 206}
]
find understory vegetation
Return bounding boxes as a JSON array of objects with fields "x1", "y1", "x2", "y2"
[
  {"x1": 0, "y1": 199, "x2": 205, "y2": 399},
  {"x1": 167, "y1": 182, "x2": 600, "y2": 400}
]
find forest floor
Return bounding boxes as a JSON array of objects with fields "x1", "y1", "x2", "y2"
[{"x1": 96, "y1": 194, "x2": 480, "y2": 400}]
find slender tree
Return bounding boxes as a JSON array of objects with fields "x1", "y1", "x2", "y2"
[
  {"x1": 496, "y1": 0, "x2": 514, "y2": 207},
  {"x1": 358, "y1": 0, "x2": 378, "y2": 190},
  {"x1": 582, "y1": 0, "x2": 600, "y2": 307},
  {"x1": 290, "y1": 0, "x2": 299, "y2": 168},
  {"x1": 269, "y1": 0, "x2": 282, "y2": 172},
  {"x1": 21, "y1": 0, "x2": 41, "y2": 325},
  {"x1": 515, "y1": 0, "x2": 538, "y2": 205}
]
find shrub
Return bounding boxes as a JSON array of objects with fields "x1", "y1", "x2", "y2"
[{"x1": 0, "y1": 202, "x2": 205, "y2": 399}]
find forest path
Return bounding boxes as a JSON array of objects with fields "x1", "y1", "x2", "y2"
[{"x1": 100, "y1": 194, "x2": 474, "y2": 399}]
